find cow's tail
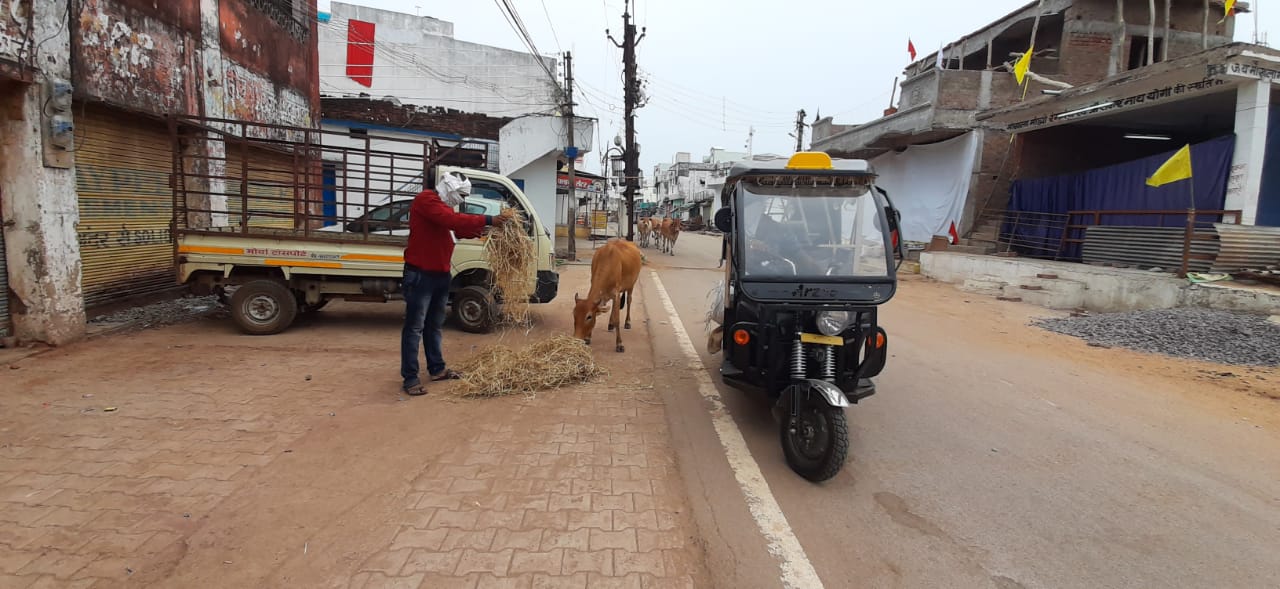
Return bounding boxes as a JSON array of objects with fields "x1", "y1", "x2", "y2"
[{"x1": 619, "y1": 292, "x2": 627, "y2": 309}]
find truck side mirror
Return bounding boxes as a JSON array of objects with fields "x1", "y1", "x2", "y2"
[{"x1": 713, "y1": 206, "x2": 732, "y2": 233}]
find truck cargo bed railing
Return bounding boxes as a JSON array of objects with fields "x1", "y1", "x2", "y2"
[{"x1": 169, "y1": 115, "x2": 490, "y2": 245}]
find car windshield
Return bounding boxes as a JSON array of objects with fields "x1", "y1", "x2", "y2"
[{"x1": 738, "y1": 181, "x2": 889, "y2": 280}]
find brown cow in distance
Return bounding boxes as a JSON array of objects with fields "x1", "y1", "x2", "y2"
[
  {"x1": 658, "y1": 217, "x2": 682, "y2": 255},
  {"x1": 637, "y1": 217, "x2": 653, "y2": 248},
  {"x1": 653, "y1": 217, "x2": 670, "y2": 251},
  {"x1": 573, "y1": 238, "x2": 642, "y2": 352}
]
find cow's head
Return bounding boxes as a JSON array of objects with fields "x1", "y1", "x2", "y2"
[{"x1": 572, "y1": 292, "x2": 609, "y2": 344}]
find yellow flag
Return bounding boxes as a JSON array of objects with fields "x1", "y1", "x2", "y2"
[
  {"x1": 1146, "y1": 144, "x2": 1193, "y2": 187},
  {"x1": 1014, "y1": 46, "x2": 1033, "y2": 86},
  {"x1": 1220, "y1": 0, "x2": 1236, "y2": 23}
]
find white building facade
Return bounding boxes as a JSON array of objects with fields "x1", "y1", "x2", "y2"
[
  {"x1": 652, "y1": 148, "x2": 746, "y2": 220},
  {"x1": 319, "y1": 2, "x2": 560, "y2": 118}
]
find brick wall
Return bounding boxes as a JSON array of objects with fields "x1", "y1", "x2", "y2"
[
  {"x1": 1058, "y1": 0, "x2": 1236, "y2": 84},
  {"x1": 968, "y1": 128, "x2": 1017, "y2": 224},
  {"x1": 321, "y1": 98, "x2": 513, "y2": 141},
  {"x1": 938, "y1": 71, "x2": 983, "y2": 110}
]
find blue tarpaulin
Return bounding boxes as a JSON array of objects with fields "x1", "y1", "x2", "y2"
[
  {"x1": 1005, "y1": 135, "x2": 1236, "y2": 259},
  {"x1": 1257, "y1": 106, "x2": 1280, "y2": 226}
]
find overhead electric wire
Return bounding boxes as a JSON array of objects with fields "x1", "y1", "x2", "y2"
[
  {"x1": 492, "y1": 0, "x2": 561, "y2": 90},
  {"x1": 637, "y1": 67, "x2": 791, "y2": 116},
  {"x1": 538, "y1": 0, "x2": 564, "y2": 54}
]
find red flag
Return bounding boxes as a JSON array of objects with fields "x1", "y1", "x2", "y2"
[
  {"x1": 908, "y1": 39, "x2": 917, "y2": 61},
  {"x1": 948, "y1": 221, "x2": 959, "y2": 244}
]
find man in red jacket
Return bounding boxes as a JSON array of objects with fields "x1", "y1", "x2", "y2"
[{"x1": 401, "y1": 171, "x2": 511, "y2": 396}]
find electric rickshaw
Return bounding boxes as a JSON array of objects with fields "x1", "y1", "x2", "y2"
[{"x1": 713, "y1": 152, "x2": 903, "y2": 482}]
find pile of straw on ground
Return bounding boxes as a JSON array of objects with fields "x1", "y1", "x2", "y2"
[
  {"x1": 485, "y1": 207, "x2": 537, "y2": 326},
  {"x1": 453, "y1": 335, "x2": 607, "y2": 398}
]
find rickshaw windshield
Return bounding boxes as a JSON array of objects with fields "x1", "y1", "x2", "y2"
[{"x1": 738, "y1": 182, "x2": 890, "y2": 280}]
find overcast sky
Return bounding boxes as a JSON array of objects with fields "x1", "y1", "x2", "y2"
[{"x1": 318, "y1": 0, "x2": 1275, "y2": 177}]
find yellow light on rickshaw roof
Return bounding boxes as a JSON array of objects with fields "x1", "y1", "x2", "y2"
[{"x1": 785, "y1": 152, "x2": 834, "y2": 170}]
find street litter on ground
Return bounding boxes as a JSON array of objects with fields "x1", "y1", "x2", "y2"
[{"x1": 453, "y1": 335, "x2": 606, "y2": 397}]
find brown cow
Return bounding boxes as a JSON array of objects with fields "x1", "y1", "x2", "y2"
[
  {"x1": 637, "y1": 218, "x2": 653, "y2": 248},
  {"x1": 573, "y1": 238, "x2": 643, "y2": 352},
  {"x1": 653, "y1": 218, "x2": 670, "y2": 252},
  {"x1": 658, "y1": 217, "x2": 682, "y2": 255}
]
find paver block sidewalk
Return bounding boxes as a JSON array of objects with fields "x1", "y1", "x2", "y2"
[{"x1": 0, "y1": 265, "x2": 710, "y2": 588}]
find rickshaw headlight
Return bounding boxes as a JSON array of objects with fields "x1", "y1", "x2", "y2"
[{"x1": 816, "y1": 311, "x2": 850, "y2": 336}]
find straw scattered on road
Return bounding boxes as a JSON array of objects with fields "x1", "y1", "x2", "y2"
[{"x1": 454, "y1": 335, "x2": 607, "y2": 398}]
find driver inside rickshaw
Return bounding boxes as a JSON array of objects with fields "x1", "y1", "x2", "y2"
[{"x1": 748, "y1": 198, "x2": 830, "y2": 276}]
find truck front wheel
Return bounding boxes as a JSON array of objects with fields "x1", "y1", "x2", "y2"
[
  {"x1": 230, "y1": 280, "x2": 298, "y2": 335},
  {"x1": 451, "y1": 285, "x2": 495, "y2": 334}
]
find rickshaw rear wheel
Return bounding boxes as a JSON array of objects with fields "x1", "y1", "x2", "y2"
[{"x1": 780, "y1": 385, "x2": 849, "y2": 483}]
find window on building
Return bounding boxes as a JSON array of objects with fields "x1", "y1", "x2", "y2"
[{"x1": 1128, "y1": 37, "x2": 1164, "y2": 70}]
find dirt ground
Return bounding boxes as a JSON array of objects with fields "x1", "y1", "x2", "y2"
[
  {"x1": 0, "y1": 263, "x2": 711, "y2": 589},
  {"x1": 889, "y1": 274, "x2": 1280, "y2": 422}
]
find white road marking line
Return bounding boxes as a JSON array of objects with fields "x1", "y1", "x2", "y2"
[{"x1": 649, "y1": 270, "x2": 824, "y2": 589}]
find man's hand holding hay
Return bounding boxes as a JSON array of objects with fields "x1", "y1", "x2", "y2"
[{"x1": 479, "y1": 207, "x2": 517, "y2": 243}]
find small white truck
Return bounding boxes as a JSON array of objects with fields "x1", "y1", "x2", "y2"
[{"x1": 171, "y1": 118, "x2": 556, "y2": 335}]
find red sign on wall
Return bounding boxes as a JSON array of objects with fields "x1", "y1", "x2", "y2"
[{"x1": 347, "y1": 19, "x2": 376, "y2": 88}]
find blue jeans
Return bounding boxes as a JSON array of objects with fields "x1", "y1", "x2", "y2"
[{"x1": 401, "y1": 266, "x2": 451, "y2": 388}]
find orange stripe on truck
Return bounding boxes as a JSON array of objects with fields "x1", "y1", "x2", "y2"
[
  {"x1": 178, "y1": 245, "x2": 245, "y2": 255},
  {"x1": 341, "y1": 253, "x2": 405, "y2": 263},
  {"x1": 264, "y1": 259, "x2": 343, "y2": 269}
]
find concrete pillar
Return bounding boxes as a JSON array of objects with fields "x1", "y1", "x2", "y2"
[
  {"x1": 1225, "y1": 80, "x2": 1271, "y2": 225},
  {"x1": 197, "y1": 0, "x2": 229, "y2": 228},
  {"x1": 0, "y1": 0, "x2": 85, "y2": 345}
]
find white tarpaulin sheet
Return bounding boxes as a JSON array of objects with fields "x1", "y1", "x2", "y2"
[{"x1": 869, "y1": 131, "x2": 979, "y2": 243}]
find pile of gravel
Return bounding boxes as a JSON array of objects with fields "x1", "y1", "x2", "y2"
[
  {"x1": 88, "y1": 295, "x2": 222, "y2": 328},
  {"x1": 1034, "y1": 307, "x2": 1280, "y2": 367}
]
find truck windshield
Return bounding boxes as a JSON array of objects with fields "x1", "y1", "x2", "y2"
[{"x1": 739, "y1": 182, "x2": 889, "y2": 280}]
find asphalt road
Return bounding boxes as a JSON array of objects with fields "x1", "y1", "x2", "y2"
[{"x1": 641, "y1": 232, "x2": 1280, "y2": 589}]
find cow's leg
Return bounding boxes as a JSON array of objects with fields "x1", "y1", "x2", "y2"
[
  {"x1": 612, "y1": 293, "x2": 625, "y2": 352},
  {"x1": 624, "y1": 287, "x2": 634, "y2": 330}
]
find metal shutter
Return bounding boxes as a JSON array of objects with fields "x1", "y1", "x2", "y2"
[
  {"x1": 75, "y1": 106, "x2": 176, "y2": 308},
  {"x1": 0, "y1": 223, "x2": 9, "y2": 339},
  {"x1": 225, "y1": 147, "x2": 297, "y2": 230}
]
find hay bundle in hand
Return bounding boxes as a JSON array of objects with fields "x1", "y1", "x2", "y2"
[
  {"x1": 453, "y1": 335, "x2": 606, "y2": 397},
  {"x1": 486, "y1": 207, "x2": 537, "y2": 325}
]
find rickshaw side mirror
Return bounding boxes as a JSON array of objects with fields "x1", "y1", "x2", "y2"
[{"x1": 713, "y1": 206, "x2": 732, "y2": 233}]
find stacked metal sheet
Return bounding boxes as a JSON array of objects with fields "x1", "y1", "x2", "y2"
[
  {"x1": 1080, "y1": 226, "x2": 1219, "y2": 273},
  {"x1": 1211, "y1": 223, "x2": 1280, "y2": 272}
]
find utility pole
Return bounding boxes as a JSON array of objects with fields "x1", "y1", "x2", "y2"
[
  {"x1": 609, "y1": 0, "x2": 645, "y2": 241},
  {"x1": 745, "y1": 126, "x2": 754, "y2": 158},
  {"x1": 793, "y1": 109, "x2": 807, "y2": 152},
  {"x1": 564, "y1": 51, "x2": 577, "y2": 260}
]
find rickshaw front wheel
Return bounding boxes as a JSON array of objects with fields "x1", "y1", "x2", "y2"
[{"x1": 780, "y1": 385, "x2": 849, "y2": 483}]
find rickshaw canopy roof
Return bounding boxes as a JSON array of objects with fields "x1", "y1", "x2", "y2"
[
  {"x1": 721, "y1": 152, "x2": 877, "y2": 204},
  {"x1": 726, "y1": 152, "x2": 875, "y2": 179}
]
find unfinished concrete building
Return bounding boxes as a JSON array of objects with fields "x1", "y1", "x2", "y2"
[
  {"x1": 0, "y1": 0, "x2": 320, "y2": 345},
  {"x1": 811, "y1": 0, "x2": 1245, "y2": 251}
]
